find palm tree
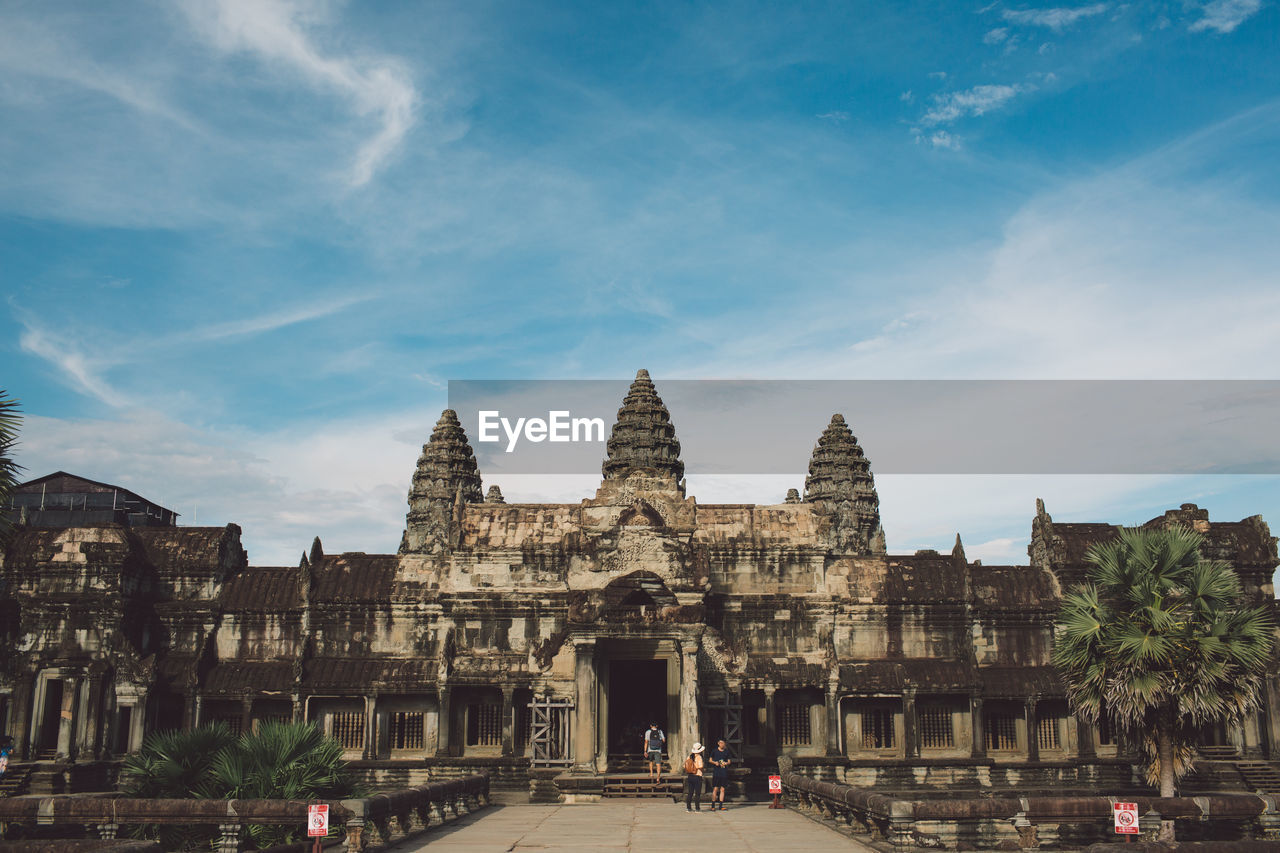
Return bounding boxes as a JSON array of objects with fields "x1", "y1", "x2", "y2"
[
  {"x1": 0, "y1": 391, "x2": 22, "y2": 544},
  {"x1": 119, "y1": 721, "x2": 359, "y2": 849},
  {"x1": 1053, "y1": 525, "x2": 1274, "y2": 840}
]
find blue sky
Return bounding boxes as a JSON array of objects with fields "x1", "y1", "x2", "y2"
[{"x1": 2, "y1": 0, "x2": 1279, "y2": 571}]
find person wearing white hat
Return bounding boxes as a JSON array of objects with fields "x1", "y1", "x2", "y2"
[{"x1": 682, "y1": 742, "x2": 706, "y2": 811}]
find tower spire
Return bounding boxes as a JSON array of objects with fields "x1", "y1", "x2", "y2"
[
  {"x1": 804, "y1": 413, "x2": 884, "y2": 554},
  {"x1": 401, "y1": 409, "x2": 483, "y2": 553},
  {"x1": 601, "y1": 369, "x2": 684, "y2": 482}
]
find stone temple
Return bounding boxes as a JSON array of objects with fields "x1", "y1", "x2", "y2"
[{"x1": 1, "y1": 370, "x2": 1277, "y2": 798}]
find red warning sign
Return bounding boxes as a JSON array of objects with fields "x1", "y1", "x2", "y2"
[
  {"x1": 308, "y1": 804, "x2": 329, "y2": 838},
  {"x1": 1113, "y1": 802, "x2": 1138, "y2": 834},
  {"x1": 768, "y1": 775, "x2": 782, "y2": 794}
]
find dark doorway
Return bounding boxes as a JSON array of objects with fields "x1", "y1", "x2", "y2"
[
  {"x1": 37, "y1": 680, "x2": 64, "y2": 758},
  {"x1": 608, "y1": 659, "x2": 667, "y2": 759}
]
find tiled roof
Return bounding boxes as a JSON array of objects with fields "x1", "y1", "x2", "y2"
[
  {"x1": 203, "y1": 660, "x2": 295, "y2": 694},
  {"x1": 303, "y1": 657, "x2": 437, "y2": 690},
  {"x1": 310, "y1": 554, "x2": 400, "y2": 602},
  {"x1": 220, "y1": 568, "x2": 302, "y2": 610},
  {"x1": 840, "y1": 659, "x2": 976, "y2": 692},
  {"x1": 979, "y1": 665, "x2": 1065, "y2": 697}
]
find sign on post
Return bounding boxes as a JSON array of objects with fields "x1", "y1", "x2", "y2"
[
  {"x1": 308, "y1": 804, "x2": 330, "y2": 838},
  {"x1": 1113, "y1": 802, "x2": 1138, "y2": 834},
  {"x1": 768, "y1": 775, "x2": 782, "y2": 793}
]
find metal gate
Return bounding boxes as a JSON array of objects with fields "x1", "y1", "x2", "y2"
[{"x1": 528, "y1": 695, "x2": 574, "y2": 767}]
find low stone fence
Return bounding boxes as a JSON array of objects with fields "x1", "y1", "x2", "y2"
[
  {"x1": 0, "y1": 772, "x2": 490, "y2": 852},
  {"x1": 781, "y1": 773, "x2": 1280, "y2": 850}
]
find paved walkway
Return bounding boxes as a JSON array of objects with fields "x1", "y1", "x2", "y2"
[{"x1": 388, "y1": 800, "x2": 873, "y2": 852}]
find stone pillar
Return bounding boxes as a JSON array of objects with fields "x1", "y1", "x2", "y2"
[
  {"x1": 764, "y1": 685, "x2": 778, "y2": 756},
  {"x1": 240, "y1": 695, "x2": 254, "y2": 738},
  {"x1": 572, "y1": 639, "x2": 597, "y2": 773},
  {"x1": 679, "y1": 640, "x2": 700, "y2": 761},
  {"x1": 363, "y1": 695, "x2": 377, "y2": 760},
  {"x1": 291, "y1": 693, "x2": 303, "y2": 724},
  {"x1": 1242, "y1": 713, "x2": 1263, "y2": 759},
  {"x1": 183, "y1": 690, "x2": 198, "y2": 731},
  {"x1": 1076, "y1": 716, "x2": 1096, "y2": 759},
  {"x1": 970, "y1": 695, "x2": 986, "y2": 758},
  {"x1": 1025, "y1": 699, "x2": 1039, "y2": 762},
  {"x1": 56, "y1": 678, "x2": 77, "y2": 759},
  {"x1": 11, "y1": 672, "x2": 33, "y2": 760},
  {"x1": 78, "y1": 673, "x2": 104, "y2": 760},
  {"x1": 436, "y1": 687, "x2": 452, "y2": 757},
  {"x1": 902, "y1": 688, "x2": 918, "y2": 759},
  {"x1": 192, "y1": 695, "x2": 203, "y2": 730},
  {"x1": 825, "y1": 682, "x2": 841, "y2": 756},
  {"x1": 501, "y1": 686, "x2": 515, "y2": 757}
]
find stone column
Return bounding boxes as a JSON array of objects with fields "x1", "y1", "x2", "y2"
[
  {"x1": 572, "y1": 640, "x2": 597, "y2": 773},
  {"x1": 78, "y1": 673, "x2": 104, "y2": 760},
  {"x1": 902, "y1": 688, "x2": 918, "y2": 759},
  {"x1": 1076, "y1": 716, "x2": 1096, "y2": 759},
  {"x1": 56, "y1": 678, "x2": 77, "y2": 759},
  {"x1": 679, "y1": 640, "x2": 701, "y2": 761},
  {"x1": 11, "y1": 672, "x2": 33, "y2": 760},
  {"x1": 825, "y1": 682, "x2": 841, "y2": 756},
  {"x1": 291, "y1": 693, "x2": 303, "y2": 724},
  {"x1": 970, "y1": 695, "x2": 986, "y2": 758},
  {"x1": 363, "y1": 695, "x2": 377, "y2": 760},
  {"x1": 764, "y1": 685, "x2": 778, "y2": 756},
  {"x1": 501, "y1": 686, "x2": 516, "y2": 757},
  {"x1": 240, "y1": 695, "x2": 254, "y2": 738},
  {"x1": 1025, "y1": 699, "x2": 1039, "y2": 762},
  {"x1": 436, "y1": 687, "x2": 452, "y2": 757}
]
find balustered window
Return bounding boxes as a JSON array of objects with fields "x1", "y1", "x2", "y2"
[
  {"x1": 389, "y1": 711, "x2": 425, "y2": 750},
  {"x1": 331, "y1": 711, "x2": 365, "y2": 750},
  {"x1": 779, "y1": 703, "x2": 811, "y2": 746},
  {"x1": 918, "y1": 702, "x2": 954, "y2": 749},
  {"x1": 985, "y1": 712, "x2": 1018, "y2": 751},
  {"x1": 861, "y1": 708, "x2": 895, "y2": 749},
  {"x1": 466, "y1": 702, "x2": 502, "y2": 747}
]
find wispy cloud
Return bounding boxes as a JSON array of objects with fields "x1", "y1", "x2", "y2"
[
  {"x1": 180, "y1": 293, "x2": 378, "y2": 343},
  {"x1": 984, "y1": 27, "x2": 1011, "y2": 43},
  {"x1": 928, "y1": 130, "x2": 962, "y2": 149},
  {"x1": 1001, "y1": 4, "x2": 1109, "y2": 30},
  {"x1": 920, "y1": 83, "x2": 1031, "y2": 125},
  {"x1": 1188, "y1": 0, "x2": 1263, "y2": 33},
  {"x1": 17, "y1": 322, "x2": 127, "y2": 408},
  {"x1": 816, "y1": 111, "x2": 850, "y2": 123},
  {"x1": 180, "y1": 0, "x2": 418, "y2": 186}
]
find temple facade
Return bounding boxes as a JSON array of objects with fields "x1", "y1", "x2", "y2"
[{"x1": 2, "y1": 370, "x2": 1277, "y2": 795}]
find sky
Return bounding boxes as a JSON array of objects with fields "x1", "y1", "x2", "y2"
[{"x1": 2, "y1": 0, "x2": 1279, "y2": 573}]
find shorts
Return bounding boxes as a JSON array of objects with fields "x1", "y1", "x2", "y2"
[
  {"x1": 711, "y1": 770, "x2": 728, "y2": 786},
  {"x1": 646, "y1": 749, "x2": 663, "y2": 762}
]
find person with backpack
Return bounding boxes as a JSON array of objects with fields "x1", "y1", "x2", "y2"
[
  {"x1": 642, "y1": 723, "x2": 665, "y2": 784},
  {"x1": 682, "y1": 742, "x2": 705, "y2": 811}
]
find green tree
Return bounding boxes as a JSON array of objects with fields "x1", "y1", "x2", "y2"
[
  {"x1": 119, "y1": 721, "x2": 359, "y2": 850},
  {"x1": 1053, "y1": 525, "x2": 1274, "y2": 840},
  {"x1": 0, "y1": 391, "x2": 22, "y2": 544}
]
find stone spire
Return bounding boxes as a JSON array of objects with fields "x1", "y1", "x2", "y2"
[
  {"x1": 602, "y1": 369, "x2": 684, "y2": 482},
  {"x1": 804, "y1": 414, "x2": 884, "y2": 554},
  {"x1": 401, "y1": 409, "x2": 484, "y2": 553}
]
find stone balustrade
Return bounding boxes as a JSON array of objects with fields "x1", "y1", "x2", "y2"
[
  {"x1": 0, "y1": 772, "x2": 490, "y2": 852},
  {"x1": 780, "y1": 773, "x2": 1280, "y2": 849}
]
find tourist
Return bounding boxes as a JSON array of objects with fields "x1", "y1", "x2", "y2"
[
  {"x1": 643, "y1": 722, "x2": 665, "y2": 784},
  {"x1": 683, "y1": 742, "x2": 705, "y2": 811},
  {"x1": 708, "y1": 738, "x2": 731, "y2": 811},
  {"x1": 0, "y1": 734, "x2": 12, "y2": 779}
]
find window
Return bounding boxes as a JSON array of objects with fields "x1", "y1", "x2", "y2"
[
  {"x1": 779, "y1": 704, "x2": 811, "y2": 746},
  {"x1": 918, "y1": 703, "x2": 954, "y2": 749},
  {"x1": 388, "y1": 711, "x2": 424, "y2": 750},
  {"x1": 331, "y1": 711, "x2": 365, "y2": 750},
  {"x1": 861, "y1": 708, "x2": 895, "y2": 749},
  {"x1": 985, "y1": 713, "x2": 1018, "y2": 751},
  {"x1": 466, "y1": 702, "x2": 501, "y2": 747},
  {"x1": 1037, "y1": 715, "x2": 1060, "y2": 750}
]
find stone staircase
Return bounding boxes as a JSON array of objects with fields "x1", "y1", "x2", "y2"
[
  {"x1": 602, "y1": 773, "x2": 681, "y2": 799},
  {"x1": 0, "y1": 765, "x2": 32, "y2": 798},
  {"x1": 1236, "y1": 761, "x2": 1280, "y2": 794}
]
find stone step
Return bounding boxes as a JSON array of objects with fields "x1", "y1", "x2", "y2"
[{"x1": 1236, "y1": 761, "x2": 1280, "y2": 793}]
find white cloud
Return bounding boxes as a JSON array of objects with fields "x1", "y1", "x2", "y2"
[
  {"x1": 1189, "y1": 0, "x2": 1263, "y2": 33},
  {"x1": 17, "y1": 322, "x2": 127, "y2": 408},
  {"x1": 984, "y1": 27, "x2": 1011, "y2": 43},
  {"x1": 920, "y1": 83, "x2": 1031, "y2": 125},
  {"x1": 929, "y1": 130, "x2": 962, "y2": 149},
  {"x1": 180, "y1": 0, "x2": 418, "y2": 186},
  {"x1": 816, "y1": 111, "x2": 850, "y2": 123},
  {"x1": 180, "y1": 293, "x2": 378, "y2": 343},
  {"x1": 1001, "y1": 4, "x2": 1109, "y2": 30}
]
